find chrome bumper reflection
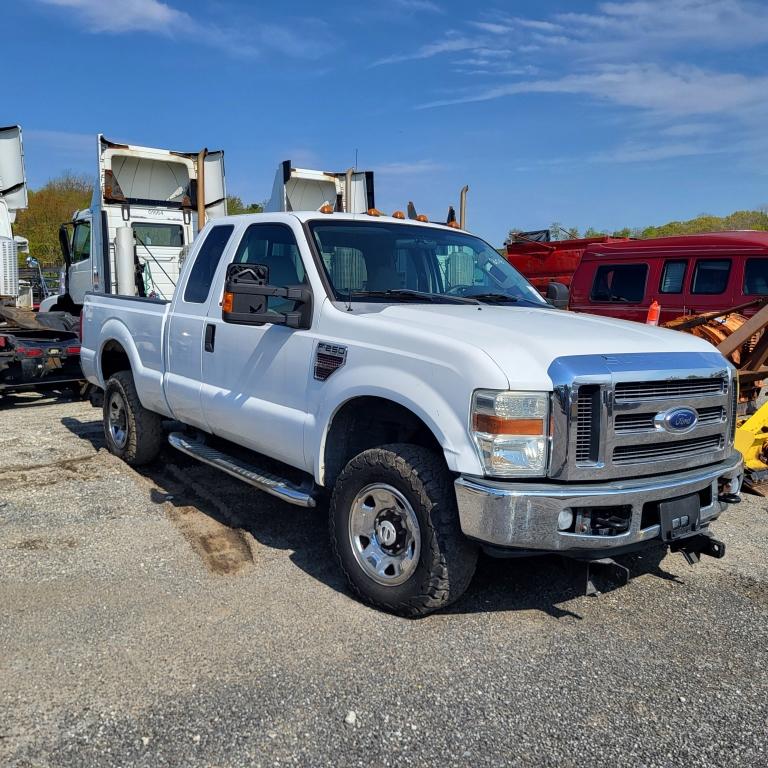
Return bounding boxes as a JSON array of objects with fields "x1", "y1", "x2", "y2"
[{"x1": 454, "y1": 453, "x2": 743, "y2": 551}]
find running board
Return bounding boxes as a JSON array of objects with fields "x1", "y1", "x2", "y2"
[{"x1": 167, "y1": 432, "x2": 316, "y2": 508}]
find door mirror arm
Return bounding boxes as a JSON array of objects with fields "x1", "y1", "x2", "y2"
[{"x1": 222, "y1": 263, "x2": 312, "y2": 329}]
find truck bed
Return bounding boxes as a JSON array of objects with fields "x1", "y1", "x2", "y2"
[{"x1": 80, "y1": 292, "x2": 171, "y2": 416}]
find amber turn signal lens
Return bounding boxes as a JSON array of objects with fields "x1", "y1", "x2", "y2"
[
  {"x1": 447, "y1": 220, "x2": 461, "y2": 229},
  {"x1": 416, "y1": 214, "x2": 428, "y2": 222},
  {"x1": 319, "y1": 204, "x2": 334, "y2": 214},
  {"x1": 222, "y1": 291, "x2": 234, "y2": 313},
  {"x1": 472, "y1": 414, "x2": 544, "y2": 435},
  {"x1": 392, "y1": 210, "x2": 405, "y2": 219},
  {"x1": 366, "y1": 208, "x2": 382, "y2": 217}
]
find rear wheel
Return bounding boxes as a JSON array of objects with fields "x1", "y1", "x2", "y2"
[
  {"x1": 103, "y1": 370, "x2": 163, "y2": 466},
  {"x1": 330, "y1": 443, "x2": 477, "y2": 617}
]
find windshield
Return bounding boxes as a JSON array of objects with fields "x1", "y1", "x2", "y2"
[{"x1": 309, "y1": 220, "x2": 547, "y2": 305}]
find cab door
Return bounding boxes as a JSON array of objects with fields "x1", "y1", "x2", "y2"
[{"x1": 199, "y1": 221, "x2": 315, "y2": 471}]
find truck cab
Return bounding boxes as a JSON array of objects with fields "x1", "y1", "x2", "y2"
[{"x1": 42, "y1": 135, "x2": 226, "y2": 313}]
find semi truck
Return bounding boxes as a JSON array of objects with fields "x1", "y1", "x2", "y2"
[
  {"x1": 81, "y1": 208, "x2": 743, "y2": 616},
  {"x1": 41, "y1": 135, "x2": 227, "y2": 314}
]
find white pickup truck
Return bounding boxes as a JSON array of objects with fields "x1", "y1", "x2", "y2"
[{"x1": 81, "y1": 211, "x2": 743, "y2": 616}]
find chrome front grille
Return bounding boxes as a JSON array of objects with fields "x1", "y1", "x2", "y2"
[
  {"x1": 614, "y1": 378, "x2": 726, "y2": 401},
  {"x1": 549, "y1": 353, "x2": 734, "y2": 482},
  {"x1": 613, "y1": 435, "x2": 725, "y2": 464}
]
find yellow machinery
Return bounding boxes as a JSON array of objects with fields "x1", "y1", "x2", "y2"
[{"x1": 735, "y1": 400, "x2": 768, "y2": 496}]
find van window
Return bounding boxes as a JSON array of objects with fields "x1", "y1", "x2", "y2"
[
  {"x1": 743, "y1": 258, "x2": 768, "y2": 295},
  {"x1": 590, "y1": 264, "x2": 648, "y2": 303},
  {"x1": 660, "y1": 260, "x2": 687, "y2": 294},
  {"x1": 183, "y1": 225, "x2": 235, "y2": 304},
  {"x1": 692, "y1": 259, "x2": 731, "y2": 295}
]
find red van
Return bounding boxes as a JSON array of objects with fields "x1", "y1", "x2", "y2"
[{"x1": 567, "y1": 231, "x2": 768, "y2": 324}]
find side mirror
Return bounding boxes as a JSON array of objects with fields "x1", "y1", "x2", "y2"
[
  {"x1": 546, "y1": 281, "x2": 569, "y2": 309},
  {"x1": 222, "y1": 263, "x2": 312, "y2": 329}
]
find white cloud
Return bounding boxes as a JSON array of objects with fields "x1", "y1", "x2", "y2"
[
  {"x1": 35, "y1": 0, "x2": 331, "y2": 59},
  {"x1": 391, "y1": 0, "x2": 444, "y2": 12},
  {"x1": 371, "y1": 35, "x2": 479, "y2": 66},
  {"x1": 419, "y1": 65, "x2": 768, "y2": 117},
  {"x1": 37, "y1": 0, "x2": 191, "y2": 34}
]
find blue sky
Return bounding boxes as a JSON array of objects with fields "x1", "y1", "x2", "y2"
[{"x1": 6, "y1": 0, "x2": 768, "y2": 244}]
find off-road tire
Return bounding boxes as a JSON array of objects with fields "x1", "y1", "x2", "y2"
[
  {"x1": 103, "y1": 370, "x2": 163, "y2": 466},
  {"x1": 330, "y1": 443, "x2": 478, "y2": 617}
]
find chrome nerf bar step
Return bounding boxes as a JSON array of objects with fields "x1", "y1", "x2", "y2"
[{"x1": 167, "y1": 432, "x2": 316, "y2": 508}]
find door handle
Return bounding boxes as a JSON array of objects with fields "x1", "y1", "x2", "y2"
[{"x1": 204, "y1": 323, "x2": 216, "y2": 353}]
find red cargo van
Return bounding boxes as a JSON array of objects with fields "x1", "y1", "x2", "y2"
[{"x1": 567, "y1": 231, "x2": 768, "y2": 323}]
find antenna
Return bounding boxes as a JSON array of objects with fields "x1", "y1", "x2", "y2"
[{"x1": 354, "y1": 148, "x2": 358, "y2": 171}]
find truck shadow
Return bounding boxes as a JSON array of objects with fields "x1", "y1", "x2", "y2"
[{"x1": 62, "y1": 415, "x2": 681, "y2": 620}]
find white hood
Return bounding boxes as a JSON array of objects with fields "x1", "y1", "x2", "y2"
[{"x1": 353, "y1": 304, "x2": 721, "y2": 389}]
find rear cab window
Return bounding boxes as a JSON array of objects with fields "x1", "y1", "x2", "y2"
[
  {"x1": 743, "y1": 258, "x2": 768, "y2": 296},
  {"x1": 183, "y1": 225, "x2": 235, "y2": 303},
  {"x1": 590, "y1": 263, "x2": 648, "y2": 303},
  {"x1": 691, "y1": 259, "x2": 731, "y2": 295}
]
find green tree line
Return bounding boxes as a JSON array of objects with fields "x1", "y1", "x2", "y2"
[{"x1": 512, "y1": 209, "x2": 768, "y2": 243}]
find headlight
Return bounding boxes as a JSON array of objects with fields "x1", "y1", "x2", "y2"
[{"x1": 471, "y1": 390, "x2": 550, "y2": 477}]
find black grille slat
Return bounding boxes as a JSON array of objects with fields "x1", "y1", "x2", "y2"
[
  {"x1": 615, "y1": 378, "x2": 725, "y2": 401},
  {"x1": 575, "y1": 385, "x2": 600, "y2": 464},
  {"x1": 728, "y1": 385, "x2": 738, "y2": 444},
  {"x1": 613, "y1": 435, "x2": 724, "y2": 464}
]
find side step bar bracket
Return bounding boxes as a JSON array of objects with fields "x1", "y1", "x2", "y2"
[{"x1": 167, "y1": 432, "x2": 316, "y2": 508}]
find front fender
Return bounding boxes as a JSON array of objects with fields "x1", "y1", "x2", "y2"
[{"x1": 308, "y1": 363, "x2": 487, "y2": 486}]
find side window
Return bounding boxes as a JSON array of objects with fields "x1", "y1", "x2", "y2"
[
  {"x1": 660, "y1": 260, "x2": 687, "y2": 294},
  {"x1": 232, "y1": 224, "x2": 307, "y2": 313},
  {"x1": 71, "y1": 221, "x2": 91, "y2": 263},
  {"x1": 590, "y1": 263, "x2": 648, "y2": 303},
  {"x1": 743, "y1": 258, "x2": 768, "y2": 296},
  {"x1": 183, "y1": 225, "x2": 235, "y2": 304},
  {"x1": 691, "y1": 259, "x2": 731, "y2": 295}
]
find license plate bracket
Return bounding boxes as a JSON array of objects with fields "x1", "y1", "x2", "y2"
[{"x1": 659, "y1": 493, "x2": 701, "y2": 542}]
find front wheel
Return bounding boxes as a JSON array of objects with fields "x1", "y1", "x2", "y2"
[{"x1": 329, "y1": 444, "x2": 478, "y2": 617}]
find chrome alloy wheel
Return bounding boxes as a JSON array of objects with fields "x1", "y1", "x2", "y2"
[
  {"x1": 348, "y1": 484, "x2": 421, "y2": 586},
  {"x1": 107, "y1": 391, "x2": 128, "y2": 449}
]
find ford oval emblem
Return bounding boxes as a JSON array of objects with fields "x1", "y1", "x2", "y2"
[{"x1": 655, "y1": 407, "x2": 698, "y2": 433}]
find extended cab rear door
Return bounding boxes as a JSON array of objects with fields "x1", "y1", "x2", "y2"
[{"x1": 164, "y1": 223, "x2": 236, "y2": 430}]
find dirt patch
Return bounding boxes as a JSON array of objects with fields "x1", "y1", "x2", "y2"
[
  {"x1": 166, "y1": 505, "x2": 253, "y2": 575},
  {"x1": 0, "y1": 455, "x2": 112, "y2": 490},
  {"x1": 14, "y1": 537, "x2": 79, "y2": 551}
]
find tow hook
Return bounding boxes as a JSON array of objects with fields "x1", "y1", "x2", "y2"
[{"x1": 671, "y1": 533, "x2": 726, "y2": 566}]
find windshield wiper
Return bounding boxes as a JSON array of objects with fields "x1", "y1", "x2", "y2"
[
  {"x1": 469, "y1": 293, "x2": 519, "y2": 303},
  {"x1": 350, "y1": 289, "x2": 480, "y2": 305},
  {"x1": 471, "y1": 293, "x2": 549, "y2": 307}
]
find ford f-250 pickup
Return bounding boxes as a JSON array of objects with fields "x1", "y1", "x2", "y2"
[{"x1": 80, "y1": 211, "x2": 744, "y2": 616}]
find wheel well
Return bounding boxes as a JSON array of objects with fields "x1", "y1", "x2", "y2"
[
  {"x1": 100, "y1": 340, "x2": 131, "y2": 382},
  {"x1": 323, "y1": 396, "x2": 444, "y2": 487}
]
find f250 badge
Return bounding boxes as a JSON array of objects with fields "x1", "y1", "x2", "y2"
[
  {"x1": 314, "y1": 342, "x2": 347, "y2": 381},
  {"x1": 654, "y1": 407, "x2": 698, "y2": 433}
]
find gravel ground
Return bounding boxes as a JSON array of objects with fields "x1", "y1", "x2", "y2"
[{"x1": 1, "y1": 391, "x2": 766, "y2": 768}]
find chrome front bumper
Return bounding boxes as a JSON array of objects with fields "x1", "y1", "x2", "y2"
[{"x1": 454, "y1": 453, "x2": 743, "y2": 552}]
